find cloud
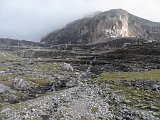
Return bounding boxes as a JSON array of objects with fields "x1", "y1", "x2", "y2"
[{"x1": 0, "y1": 0, "x2": 159, "y2": 41}]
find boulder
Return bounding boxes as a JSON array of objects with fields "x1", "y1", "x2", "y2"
[
  {"x1": 12, "y1": 78, "x2": 32, "y2": 91},
  {"x1": 0, "y1": 84, "x2": 10, "y2": 93},
  {"x1": 66, "y1": 79, "x2": 78, "y2": 87},
  {"x1": 61, "y1": 62, "x2": 73, "y2": 71}
]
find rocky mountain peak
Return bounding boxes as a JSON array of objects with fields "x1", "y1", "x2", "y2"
[
  {"x1": 95, "y1": 9, "x2": 129, "y2": 38},
  {"x1": 41, "y1": 9, "x2": 160, "y2": 45}
]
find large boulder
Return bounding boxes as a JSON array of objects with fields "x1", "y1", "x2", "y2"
[
  {"x1": 61, "y1": 62, "x2": 74, "y2": 71},
  {"x1": 12, "y1": 78, "x2": 32, "y2": 91},
  {"x1": 0, "y1": 84, "x2": 10, "y2": 93}
]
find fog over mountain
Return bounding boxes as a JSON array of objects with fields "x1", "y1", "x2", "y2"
[{"x1": 0, "y1": 0, "x2": 160, "y2": 41}]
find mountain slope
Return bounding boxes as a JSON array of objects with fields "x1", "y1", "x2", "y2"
[
  {"x1": 41, "y1": 9, "x2": 160, "y2": 45},
  {"x1": 0, "y1": 38, "x2": 44, "y2": 47}
]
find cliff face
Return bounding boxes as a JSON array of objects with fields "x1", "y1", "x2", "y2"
[{"x1": 41, "y1": 9, "x2": 160, "y2": 45}]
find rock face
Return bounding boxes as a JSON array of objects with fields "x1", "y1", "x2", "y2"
[{"x1": 41, "y1": 9, "x2": 160, "y2": 45}]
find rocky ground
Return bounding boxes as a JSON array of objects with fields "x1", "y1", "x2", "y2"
[{"x1": 0, "y1": 42, "x2": 160, "y2": 120}]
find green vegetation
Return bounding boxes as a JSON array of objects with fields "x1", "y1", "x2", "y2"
[
  {"x1": 91, "y1": 107, "x2": 99, "y2": 113},
  {"x1": 94, "y1": 69, "x2": 160, "y2": 117},
  {"x1": 0, "y1": 74, "x2": 15, "y2": 87},
  {"x1": 0, "y1": 52, "x2": 16, "y2": 62},
  {"x1": 11, "y1": 74, "x2": 52, "y2": 87},
  {"x1": 32, "y1": 116, "x2": 42, "y2": 120},
  {"x1": 0, "y1": 65, "x2": 10, "y2": 71},
  {"x1": 97, "y1": 69, "x2": 160, "y2": 81},
  {"x1": 81, "y1": 116, "x2": 93, "y2": 120},
  {"x1": 55, "y1": 112, "x2": 64, "y2": 120},
  {"x1": 13, "y1": 91, "x2": 25, "y2": 98},
  {"x1": 0, "y1": 73, "x2": 52, "y2": 89},
  {"x1": 0, "y1": 91, "x2": 25, "y2": 105},
  {"x1": 96, "y1": 80, "x2": 160, "y2": 118},
  {"x1": 34, "y1": 78, "x2": 52, "y2": 87},
  {"x1": 34, "y1": 63, "x2": 61, "y2": 73},
  {"x1": 104, "y1": 81, "x2": 160, "y2": 114}
]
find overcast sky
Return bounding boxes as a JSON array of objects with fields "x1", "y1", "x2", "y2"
[{"x1": 0, "y1": 0, "x2": 160, "y2": 42}]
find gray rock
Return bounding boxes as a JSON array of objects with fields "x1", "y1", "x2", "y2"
[
  {"x1": 153, "y1": 84, "x2": 160, "y2": 92},
  {"x1": 66, "y1": 79, "x2": 78, "y2": 87},
  {"x1": 0, "y1": 84, "x2": 10, "y2": 93},
  {"x1": 12, "y1": 78, "x2": 32, "y2": 91},
  {"x1": 80, "y1": 72, "x2": 91, "y2": 78},
  {"x1": 61, "y1": 62, "x2": 73, "y2": 71},
  {"x1": 0, "y1": 71, "x2": 5, "y2": 74}
]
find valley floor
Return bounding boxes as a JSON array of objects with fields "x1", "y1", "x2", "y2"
[{"x1": 0, "y1": 45, "x2": 160, "y2": 120}]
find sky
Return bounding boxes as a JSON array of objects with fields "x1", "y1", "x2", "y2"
[{"x1": 0, "y1": 0, "x2": 160, "y2": 42}]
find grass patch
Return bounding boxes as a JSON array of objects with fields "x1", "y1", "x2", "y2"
[
  {"x1": 94, "y1": 69, "x2": 160, "y2": 117},
  {"x1": 32, "y1": 116, "x2": 42, "y2": 120},
  {"x1": 0, "y1": 52, "x2": 16, "y2": 62},
  {"x1": 0, "y1": 65, "x2": 10, "y2": 71},
  {"x1": 55, "y1": 112, "x2": 64, "y2": 120},
  {"x1": 0, "y1": 91, "x2": 25, "y2": 104},
  {"x1": 97, "y1": 80, "x2": 160, "y2": 118},
  {"x1": 0, "y1": 74, "x2": 15, "y2": 87},
  {"x1": 110, "y1": 81, "x2": 160, "y2": 111},
  {"x1": 21, "y1": 74, "x2": 51, "y2": 85},
  {"x1": 97, "y1": 69, "x2": 160, "y2": 81},
  {"x1": 33, "y1": 63, "x2": 61, "y2": 73},
  {"x1": 14, "y1": 74, "x2": 52, "y2": 87},
  {"x1": 91, "y1": 107, "x2": 99, "y2": 113},
  {"x1": 81, "y1": 116, "x2": 93, "y2": 120},
  {"x1": 34, "y1": 78, "x2": 52, "y2": 87},
  {"x1": 0, "y1": 73, "x2": 52, "y2": 89}
]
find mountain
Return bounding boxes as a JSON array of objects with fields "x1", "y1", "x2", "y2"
[
  {"x1": 0, "y1": 38, "x2": 44, "y2": 47},
  {"x1": 41, "y1": 9, "x2": 160, "y2": 45},
  {"x1": 1, "y1": 9, "x2": 160, "y2": 120}
]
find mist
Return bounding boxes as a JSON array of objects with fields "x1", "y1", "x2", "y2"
[{"x1": 0, "y1": 0, "x2": 160, "y2": 42}]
